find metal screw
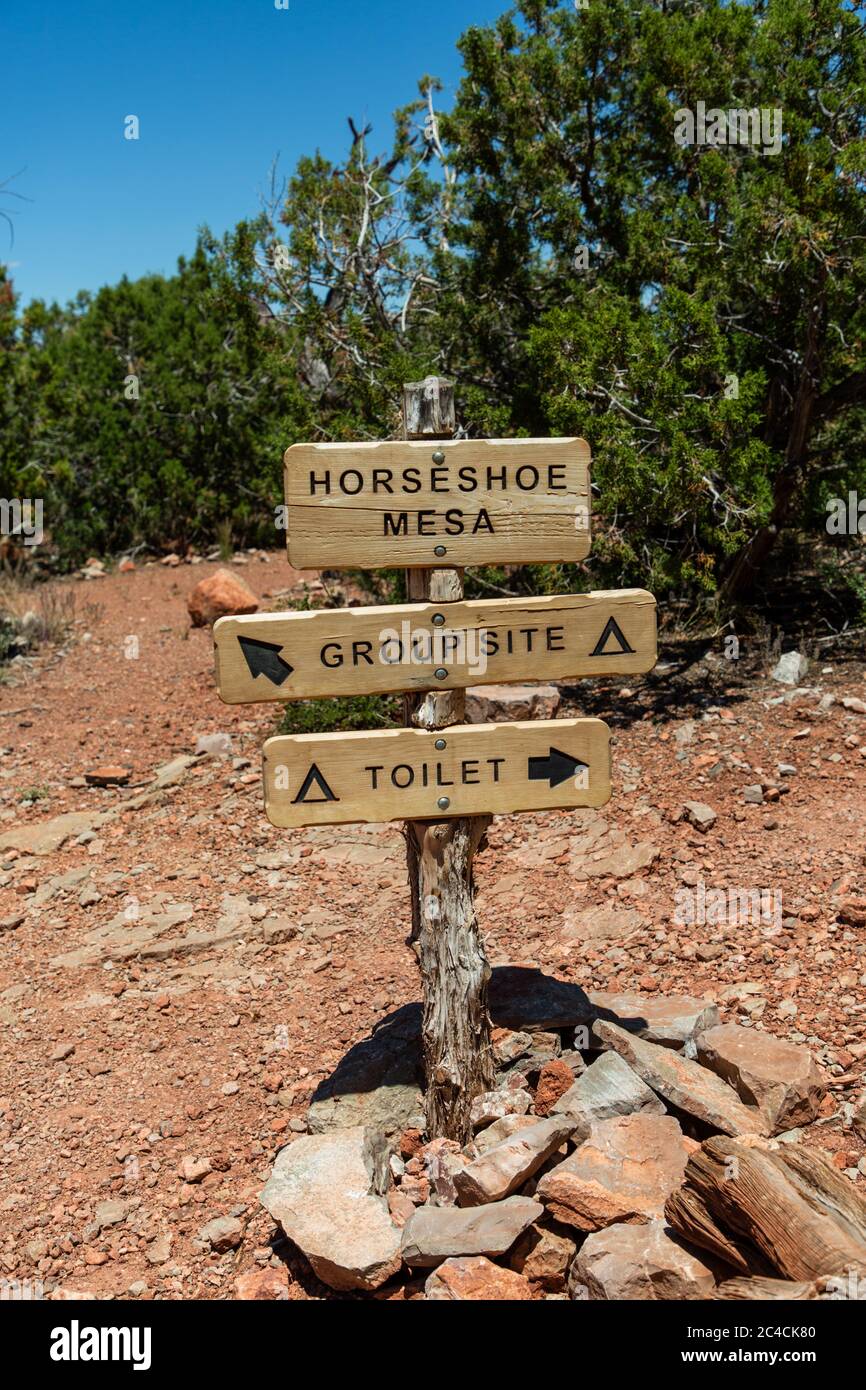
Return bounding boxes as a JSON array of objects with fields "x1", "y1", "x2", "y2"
[
  {"x1": 437, "y1": 796, "x2": 450, "y2": 810},
  {"x1": 432, "y1": 612, "x2": 445, "y2": 626},
  {"x1": 434, "y1": 738, "x2": 446, "y2": 750},
  {"x1": 434, "y1": 545, "x2": 446, "y2": 557},
  {"x1": 432, "y1": 450, "x2": 445, "y2": 464},
  {"x1": 434, "y1": 667, "x2": 448, "y2": 681}
]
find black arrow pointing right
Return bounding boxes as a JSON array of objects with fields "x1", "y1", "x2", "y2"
[
  {"x1": 238, "y1": 636, "x2": 294, "y2": 686},
  {"x1": 528, "y1": 747, "x2": 589, "y2": 789}
]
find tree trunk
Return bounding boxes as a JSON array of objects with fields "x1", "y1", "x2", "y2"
[{"x1": 401, "y1": 376, "x2": 494, "y2": 1143}]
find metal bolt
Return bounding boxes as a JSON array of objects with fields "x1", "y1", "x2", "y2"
[
  {"x1": 434, "y1": 545, "x2": 446, "y2": 557},
  {"x1": 434, "y1": 667, "x2": 448, "y2": 681},
  {"x1": 432, "y1": 612, "x2": 445, "y2": 626},
  {"x1": 432, "y1": 450, "x2": 445, "y2": 464},
  {"x1": 437, "y1": 796, "x2": 450, "y2": 810},
  {"x1": 434, "y1": 738, "x2": 446, "y2": 750}
]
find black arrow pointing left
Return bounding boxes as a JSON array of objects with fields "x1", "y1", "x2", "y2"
[
  {"x1": 528, "y1": 747, "x2": 589, "y2": 788},
  {"x1": 238, "y1": 636, "x2": 294, "y2": 687}
]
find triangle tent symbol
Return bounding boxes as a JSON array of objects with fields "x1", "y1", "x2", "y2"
[
  {"x1": 292, "y1": 763, "x2": 339, "y2": 804},
  {"x1": 590, "y1": 615, "x2": 634, "y2": 657}
]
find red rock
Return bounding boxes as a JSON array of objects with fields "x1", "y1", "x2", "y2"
[
  {"x1": 118, "y1": 558, "x2": 136, "y2": 573},
  {"x1": 399, "y1": 1128, "x2": 425, "y2": 1159},
  {"x1": 534, "y1": 1059, "x2": 575, "y2": 1116},
  {"x1": 187, "y1": 568, "x2": 259, "y2": 627},
  {"x1": 424, "y1": 1256, "x2": 534, "y2": 1301},
  {"x1": 84, "y1": 765, "x2": 131, "y2": 786},
  {"x1": 235, "y1": 1267, "x2": 289, "y2": 1300}
]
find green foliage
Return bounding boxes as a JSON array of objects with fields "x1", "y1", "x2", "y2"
[
  {"x1": 1, "y1": 0, "x2": 863, "y2": 602},
  {"x1": 276, "y1": 695, "x2": 402, "y2": 735}
]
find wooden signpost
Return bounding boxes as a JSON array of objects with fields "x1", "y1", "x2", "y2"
[
  {"x1": 211, "y1": 374, "x2": 658, "y2": 1144},
  {"x1": 262, "y1": 718, "x2": 612, "y2": 828},
  {"x1": 283, "y1": 436, "x2": 591, "y2": 568},
  {"x1": 213, "y1": 590, "x2": 657, "y2": 704}
]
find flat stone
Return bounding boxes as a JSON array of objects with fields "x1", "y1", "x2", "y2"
[
  {"x1": 561, "y1": 905, "x2": 645, "y2": 942},
  {"x1": 594, "y1": 1019, "x2": 767, "y2": 1136},
  {"x1": 588, "y1": 992, "x2": 720, "y2": 1050},
  {"x1": 424, "y1": 1256, "x2": 534, "y2": 1301},
  {"x1": 683, "y1": 801, "x2": 717, "y2": 832},
  {"x1": 465, "y1": 684, "x2": 560, "y2": 723},
  {"x1": 307, "y1": 1004, "x2": 422, "y2": 1141},
  {"x1": 260, "y1": 1127, "x2": 401, "y2": 1292},
  {"x1": 471, "y1": 1114, "x2": 539, "y2": 1155},
  {"x1": 536, "y1": 1113, "x2": 691, "y2": 1231},
  {"x1": 401, "y1": 1196, "x2": 542, "y2": 1268},
  {"x1": 455, "y1": 1117, "x2": 577, "y2": 1206},
  {"x1": 572, "y1": 1221, "x2": 716, "y2": 1300},
  {"x1": 84, "y1": 765, "x2": 131, "y2": 787},
  {"x1": 552, "y1": 1051, "x2": 665, "y2": 1127},
  {"x1": 695, "y1": 1024, "x2": 826, "y2": 1134}
]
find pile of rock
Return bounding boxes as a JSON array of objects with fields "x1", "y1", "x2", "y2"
[{"x1": 259, "y1": 976, "x2": 866, "y2": 1300}]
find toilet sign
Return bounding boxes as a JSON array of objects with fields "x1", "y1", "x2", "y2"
[
  {"x1": 261, "y1": 718, "x2": 611, "y2": 828},
  {"x1": 213, "y1": 590, "x2": 657, "y2": 704},
  {"x1": 282, "y1": 436, "x2": 591, "y2": 569}
]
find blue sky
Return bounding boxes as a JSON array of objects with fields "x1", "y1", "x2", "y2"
[{"x1": 2, "y1": 0, "x2": 508, "y2": 308}]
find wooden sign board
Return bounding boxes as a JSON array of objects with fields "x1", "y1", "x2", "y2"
[
  {"x1": 214, "y1": 589, "x2": 656, "y2": 704},
  {"x1": 283, "y1": 437, "x2": 590, "y2": 569},
  {"x1": 262, "y1": 718, "x2": 611, "y2": 828}
]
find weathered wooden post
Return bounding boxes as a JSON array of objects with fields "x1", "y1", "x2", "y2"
[{"x1": 401, "y1": 376, "x2": 494, "y2": 1143}]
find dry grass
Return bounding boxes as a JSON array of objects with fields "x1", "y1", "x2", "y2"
[{"x1": 0, "y1": 576, "x2": 79, "y2": 646}]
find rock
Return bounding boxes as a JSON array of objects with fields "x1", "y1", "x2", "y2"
[
  {"x1": 683, "y1": 801, "x2": 717, "y2": 833},
  {"x1": 489, "y1": 969, "x2": 716, "y2": 1049},
  {"x1": 510, "y1": 1223, "x2": 577, "y2": 1291},
  {"x1": 307, "y1": 1004, "x2": 422, "y2": 1141},
  {"x1": 424, "y1": 1256, "x2": 534, "y2": 1301},
  {"x1": 471, "y1": 1114, "x2": 540, "y2": 1154},
  {"x1": 536, "y1": 1113, "x2": 692, "y2": 1231},
  {"x1": 853, "y1": 1093, "x2": 866, "y2": 1141},
  {"x1": 178, "y1": 1156, "x2": 211, "y2": 1184},
  {"x1": 401, "y1": 1196, "x2": 542, "y2": 1268},
  {"x1": 259, "y1": 1127, "x2": 401, "y2": 1292},
  {"x1": 146, "y1": 1233, "x2": 172, "y2": 1265},
  {"x1": 744, "y1": 784, "x2": 764, "y2": 803},
  {"x1": 195, "y1": 733, "x2": 233, "y2": 758},
  {"x1": 588, "y1": 991, "x2": 720, "y2": 1050},
  {"x1": 771, "y1": 651, "x2": 809, "y2": 685},
  {"x1": 50, "y1": 1043, "x2": 76, "y2": 1062},
  {"x1": 199, "y1": 1215, "x2": 243, "y2": 1253},
  {"x1": 187, "y1": 568, "x2": 259, "y2": 627},
  {"x1": 841, "y1": 696, "x2": 866, "y2": 715},
  {"x1": 235, "y1": 1267, "x2": 289, "y2": 1300},
  {"x1": 84, "y1": 765, "x2": 131, "y2": 787},
  {"x1": 561, "y1": 905, "x2": 645, "y2": 942},
  {"x1": 695, "y1": 1024, "x2": 826, "y2": 1134},
  {"x1": 465, "y1": 684, "x2": 560, "y2": 722},
  {"x1": 837, "y1": 898, "x2": 866, "y2": 928},
  {"x1": 552, "y1": 1051, "x2": 665, "y2": 1127},
  {"x1": 1, "y1": 912, "x2": 25, "y2": 932},
  {"x1": 573, "y1": 1221, "x2": 716, "y2": 1300},
  {"x1": 492, "y1": 1029, "x2": 534, "y2": 1065},
  {"x1": 93, "y1": 1199, "x2": 131, "y2": 1232},
  {"x1": 593, "y1": 1020, "x2": 767, "y2": 1136},
  {"x1": 534, "y1": 1059, "x2": 576, "y2": 1116},
  {"x1": 470, "y1": 1088, "x2": 531, "y2": 1130},
  {"x1": 455, "y1": 1117, "x2": 577, "y2": 1206}
]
